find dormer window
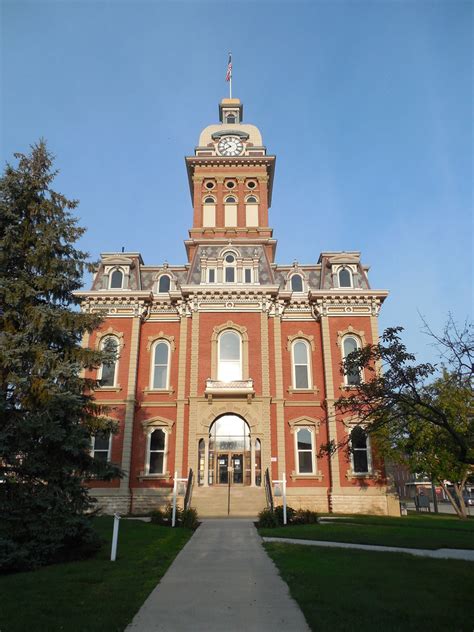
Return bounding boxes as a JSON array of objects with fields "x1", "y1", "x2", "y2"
[
  {"x1": 290, "y1": 274, "x2": 304, "y2": 292},
  {"x1": 339, "y1": 268, "x2": 353, "y2": 288},
  {"x1": 226, "y1": 114, "x2": 236, "y2": 124},
  {"x1": 158, "y1": 275, "x2": 171, "y2": 293},
  {"x1": 109, "y1": 269, "x2": 124, "y2": 289}
]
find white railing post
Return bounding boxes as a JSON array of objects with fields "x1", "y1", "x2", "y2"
[
  {"x1": 172, "y1": 471, "x2": 178, "y2": 527},
  {"x1": 282, "y1": 472, "x2": 287, "y2": 525},
  {"x1": 111, "y1": 513, "x2": 121, "y2": 561}
]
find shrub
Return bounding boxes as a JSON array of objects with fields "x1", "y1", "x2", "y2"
[
  {"x1": 181, "y1": 507, "x2": 199, "y2": 530},
  {"x1": 150, "y1": 505, "x2": 198, "y2": 529},
  {"x1": 275, "y1": 505, "x2": 296, "y2": 525},
  {"x1": 257, "y1": 507, "x2": 279, "y2": 528},
  {"x1": 293, "y1": 509, "x2": 319, "y2": 525}
]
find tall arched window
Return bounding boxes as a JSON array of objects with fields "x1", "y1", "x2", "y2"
[
  {"x1": 245, "y1": 195, "x2": 259, "y2": 227},
  {"x1": 292, "y1": 340, "x2": 311, "y2": 389},
  {"x1": 158, "y1": 275, "x2": 171, "y2": 293},
  {"x1": 339, "y1": 268, "x2": 352, "y2": 288},
  {"x1": 99, "y1": 336, "x2": 119, "y2": 387},
  {"x1": 218, "y1": 330, "x2": 242, "y2": 381},
  {"x1": 110, "y1": 269, "x2": 123, "y2": 289},
  {"x1": 343, "y1": 336, "x2": 361, "y2": 385},
  {"x1": 147, "y1": 428, "x2": 167, "y2": 474},
  {"x1": 351, "y1": 426, "x2": 370, "y2": 473},
  {"x1": 224, "y1": 253, "x2": 236, "y2": 283},
  {"x1": 151, "y1": 341, "x2": 170, "y2": 389},
  {"x1": 291, "y1": 274, "x2": 303, "y2": 292}
]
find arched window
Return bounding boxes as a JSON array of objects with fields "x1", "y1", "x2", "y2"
[
  {"x1": 99, "y1": 336, "x2": 119, "y2": 387},
  {"x1": 246, "y1": 195, "x2": 257, "y2": 203},
  {"x1": 110, "y1": 269, "x2": 123, "y2": 289},
  {"x1": 245, "y1": 194, "x2": 259, "y2": 227},
  {"x1": 151, "y1": 341, "x2": 170, "y2": 389},
  {"x1": 218, "y1": 330, "x2": 242, "y2": 381},
  {"x1": 339, "y1": 268, "x2": 352, "y2": 288},
  {"x1": 291, "y1": 274, "x2": 303, "y2": 292},
  {"x1": 351, "y1": 426, "x2": 370, "y2": 473},
  {"x1": 204, "y1": 196, "x2": 215, "y2": 203},
  {"x1": 224, "y1": 253, "x2": 236, "y2": 283},
  {"x1": 343, "y1": 336, "x2": 361, "y2": 385},
  {"x1": 295, "y1": 427, "x2": 315, "y2": 474},
  {"x1": 292, "y1": 340, "x2": 311, "y2": 389},
  {"x1": 147, "y1": 428, "x2": 167, "y2": 474},
  {"x1": 225, "y1": 196, "x2": 236, "y2": 203},
  {"x1": 226, "y1": 114, "x2": 236, "y2": 124},
  {"x1": 158, "y1": 275, "x2": 171, "y2": 293}
]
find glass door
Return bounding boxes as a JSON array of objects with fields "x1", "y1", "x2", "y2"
[
  {"x1": 231, "y1": 454, "x2": 243, "y2": 484},
  {"x1": 217, "y1": 454, "x2": 229, "y2": 484}
]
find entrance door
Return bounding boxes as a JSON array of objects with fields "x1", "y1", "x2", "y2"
[
  {"x1": 231, "y1": 454, "x2": 243, "y2": 484},
  {"x1": 217, "y1": 454, "x2": 229, "y2": 484},
  {"x1": 216, "y1": 453, "x2": 244, "y2": 485}
]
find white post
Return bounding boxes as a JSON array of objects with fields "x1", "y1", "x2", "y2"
[
  {"x1": 282, "y1": 473, "x2": 287, "y2": 526},
  {"x1": 110, "y1": 513, "x2": 121, "y2": 561},
  {"x1": 172, "y1": 471, "x2": 178, "y2": 527}
]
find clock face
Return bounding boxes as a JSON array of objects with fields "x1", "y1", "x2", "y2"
[{"x1": 217, "y1": 136, "x2": 244, "y2": 157}]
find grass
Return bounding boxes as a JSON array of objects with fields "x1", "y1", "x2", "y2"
[
  {"x1": 259, "y1": 513, "x2": 474, "y2": 549},
  {"x1": 265, "y1": 542, "x2": 473, "y2": 632},
  {"x1": 0, "y1": 517, "x2": 194, "y2": 632}
]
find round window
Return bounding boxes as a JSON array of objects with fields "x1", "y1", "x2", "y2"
[
  {"x1": 226, "y1": 181, "x2": 236, "y2": 189},
  {"x1": 225, "y1": 254, "x2": 235, "y2": 263},
  {"x1": 247, "y1": 180, "x2": 257, "y2": 189},
  {"x1": 205, "y1": 181, "x2": 215, "y2": 190}
]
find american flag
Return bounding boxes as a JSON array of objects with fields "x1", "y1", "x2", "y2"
[{"x1": 225, "y1": 54, "x2": 232, "y2": 82}]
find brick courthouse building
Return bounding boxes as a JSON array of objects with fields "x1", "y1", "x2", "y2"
[{"x1": 77, "y1": 97, "x2": 399, "y2": 516}]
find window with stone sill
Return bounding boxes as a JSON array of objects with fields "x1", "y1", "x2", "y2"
[
  {"x1": 342, "y1": 336, "x2": 362, "y2": 386},
  {"x1": 98, "y1": 335, "x2": 119, "y2": 387},
  {"x1": 151, "y1": 340, "x2": 170, "y2": 390},
  {"x1": 147, "y1": 428, "x2": 167, "y2": 475},
  {"x1": 350, "y1": 426, "x2": 371, "y2": 474},
  {"x1": 218, "y1": 330, "x2": 242, "y2": 382},
  {"x1": 291, "y1": 339, "x2": 312, "y2": 389},
  {"x1": 295, "y1": 427, "x2": 315, "y2": 474},
  {"x1": 91, "y1": 432, "x2": 111, "y2": 462}
]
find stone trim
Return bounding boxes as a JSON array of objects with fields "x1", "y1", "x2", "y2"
[
  {"x1": 286, "y1": 331, "x2": 315, "y2": 351},
  {"x1": 141, "y1": 415, "x2": 175, "y2": 432},
  {"x1": 287, "y1": 416, "x2": 321, "y2": 433},
  {"x1": 273, "y1": 315, "x2": 286, "y2": 477},
  {"x1": 320, "y1": 315, "x2": 340, "y2": 490},
  {"x1": 146, "y1": 332, "x2": 176, "y2": 352},
  {"x1": 95, "y1": 327, "x2": 125, "y2": 351},
  {"x1": 336, "y1": 325, "x2": 367, "y2": 348}
]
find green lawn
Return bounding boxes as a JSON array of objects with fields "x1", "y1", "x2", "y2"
[
  {"x1": 259, "y1": 513, "x2": 474, "y2": 549},
  {"x1": 265, "y1": 542, "x2": 473, "y2": 632},
  {"x1": 0, "y1": 517, "x2": 193, "y2": 632}
]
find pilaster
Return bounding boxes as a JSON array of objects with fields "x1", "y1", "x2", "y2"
[
  {"x1": 174, "y1": 316, "x2": 188, "y2": 475},
  {"x1": 320, "y1": 315, "x2": 341, "y2": 490},
  {"x1": 273, "y1": 315, "x2": 286, "y2": 477},
  {"x1": 120, "y1": 315, "x2": 141, "y2": 492}
]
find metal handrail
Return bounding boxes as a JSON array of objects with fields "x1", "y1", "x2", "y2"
[
  {"x1": 264, "y1": 468, "x2": 274, "y2": 511},
  {"x1": 184, "y1": 468, "x2": 194, "y2": 511}
]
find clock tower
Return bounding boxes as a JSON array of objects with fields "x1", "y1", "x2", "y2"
[{"x1": 185, "y1": 98, "x2": 276, "y2": 261}]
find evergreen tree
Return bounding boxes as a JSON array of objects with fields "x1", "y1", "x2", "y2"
[{"x1": 0, "y1": 141, "x2": 121, "y2": 571}]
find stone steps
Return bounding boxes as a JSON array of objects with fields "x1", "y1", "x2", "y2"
[{"x1": 191, "y1": 486, "x2": 267, "y2": 517}]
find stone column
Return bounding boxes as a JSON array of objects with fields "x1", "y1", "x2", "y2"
[
  {"x1": 250, "y1": 438, "x2": 256, "y2": 487},
  {"x1": 273, "y1": 314, "x2": 286, "y2": 478},
  {"x1": 203, "y1": 437, "x2": 209, "y2": 487}
]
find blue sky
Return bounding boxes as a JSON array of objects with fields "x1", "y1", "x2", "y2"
[{"x1": 2, "y1": 0, "x2": 472, "y2": 365}]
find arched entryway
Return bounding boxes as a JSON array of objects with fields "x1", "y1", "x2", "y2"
[{"x1": 198, "y1": 414, "x2": 261, "y2": 487}]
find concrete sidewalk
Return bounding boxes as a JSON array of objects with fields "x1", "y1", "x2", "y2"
[
  {"x1": 262, "y1": 537, "x2": 474, "y2": 561},
  {"x1": 127, "y1": 519, "x2": 310, "y2": 632}
]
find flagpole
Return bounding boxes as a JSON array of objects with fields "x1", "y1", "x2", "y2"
[{"x1": 229, "y1": 51, "x2": 232, "y2": 98}]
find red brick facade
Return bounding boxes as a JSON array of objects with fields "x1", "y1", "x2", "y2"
[{"x1": 77, "y1": 98, "x2": 400, "y2": 516}]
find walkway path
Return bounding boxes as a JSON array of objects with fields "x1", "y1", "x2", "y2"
[
  {"x1": 127, "y1": 519, "x2": 310, "y2": 632},
  {"x1": 262, "y1": 537, "x2": 474, "y2": 561}
]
